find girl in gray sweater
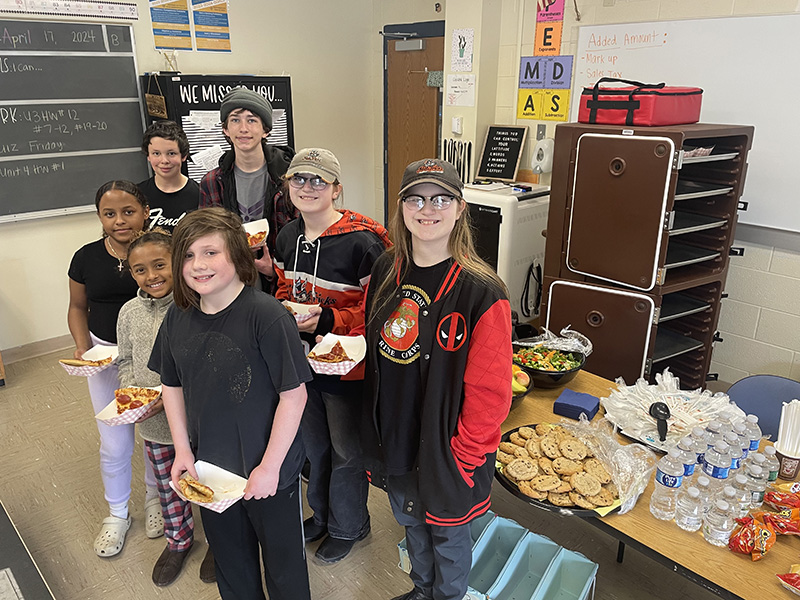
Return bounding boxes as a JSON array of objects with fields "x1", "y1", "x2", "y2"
[{"x1": 116, "y1": 228, "x2": 213, "y2": 586}]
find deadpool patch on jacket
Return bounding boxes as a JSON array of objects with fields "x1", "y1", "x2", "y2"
[{"x1": 437, "y1": 312, "x2": 467, "y2": 352}]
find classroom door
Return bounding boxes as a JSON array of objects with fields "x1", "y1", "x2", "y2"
[{"x1": 385, "y1": 34, "x2": 444, "y2": 226}]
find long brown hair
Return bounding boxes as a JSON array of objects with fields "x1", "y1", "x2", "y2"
[
  {"x1": 171, "y1": 207, "x2": 257, "y2": 310},
  {"x1": 369, "y1": 195, "x2": 508, "y2": 322}
]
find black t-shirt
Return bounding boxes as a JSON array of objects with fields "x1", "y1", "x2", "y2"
[
  {"x1": 138, "y1": 177, "x2": 199, "y2": 233},
  {"x1": 377, "y1": 258, "x2": 452, "y2": 475},
  {"x1": 68, "y1": 239, "x2": 139, "y2": 343},
  {"x1": 148, "y1": 286, "x2": 314, "y2": 485}
]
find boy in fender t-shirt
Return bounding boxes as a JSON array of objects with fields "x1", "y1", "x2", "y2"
[{"x1": 138, "y1": 120, "x2": 198, "y2": 232}]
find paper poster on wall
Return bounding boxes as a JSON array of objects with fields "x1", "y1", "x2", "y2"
[
  {"x1": 517, "y1": 90, "x2": 544, "y2": 119},
  {"x1": 192, "y1": 0, "x2": 230, "y2": 52},
  {"x1": 450, "y1": 28, "x2": 474, "y2": 72},
  {"x1": 150, "y1": 0, "x2": 191, "y2": 50},
  {"x1": 520, "y1": 56, "x2": 573, "y2": 89},
  {"x1": 541, "y1": 89, "x2": 570, "y2": 121},
  {"x1": 446, "y1": 74, "x2": 475, "y2": 107},
  {"x1": 537, "y1": 0, "x2": 564, "y2": 22},
  {"x1": 535, "y1": 21, "x2": 562, "y2": 56}
]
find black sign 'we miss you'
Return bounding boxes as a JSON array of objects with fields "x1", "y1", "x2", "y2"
[{"x1": 476, "y1": 125, "x2": 528, "y2": 182}]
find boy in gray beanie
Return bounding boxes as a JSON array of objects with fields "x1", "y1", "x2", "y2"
[{"x1": 199, "y1": 86, "x2": 296, "y2": 293}]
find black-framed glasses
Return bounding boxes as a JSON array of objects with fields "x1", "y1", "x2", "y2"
[
  {"x1": 401, "y1": 194, "x2": 457, "y2": 210},
  {"x1": 288, "y1": 175, "x2": 330, "y2": 191}
]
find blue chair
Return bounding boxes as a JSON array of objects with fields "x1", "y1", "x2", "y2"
[{"x1": 725, "y1": 375, "x2": 800, "y2": 440}]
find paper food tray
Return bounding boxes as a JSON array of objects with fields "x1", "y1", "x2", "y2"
[
  {"x1": 95, "y1": 386, "x2": 162, "y2": 426},
  {"x1": 59, "y1": 345, "x2": 118, "y2": 377},
  {"x1": 307, "y1": 333, "x2": 366, "y2": 376},
  {"x1": 169, "y1": 460, "x2": 247, "y2": 513},
  {"x1": 242, "y1": 219, "x2": 269, "y2": 248},
  {"x1": 282, "y1": 301, "x2": 319, "y2": 323}
]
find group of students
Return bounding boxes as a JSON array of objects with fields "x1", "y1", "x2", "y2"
[{"x1": 66, "y1": 87, "x2": 513, "y2": 600}]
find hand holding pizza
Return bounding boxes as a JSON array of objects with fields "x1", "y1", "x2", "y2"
[{"x1": 171, "y1": 447, "x2": 198, "y2": 490}]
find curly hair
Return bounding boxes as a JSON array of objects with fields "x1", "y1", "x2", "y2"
[{"x1": 141, "y1": 120, "x2": 190, "y2": 158}]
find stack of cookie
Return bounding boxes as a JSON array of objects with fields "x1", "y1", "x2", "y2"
[{"x1": 497, "y1": 423, "x2": 619, "y2": 510}]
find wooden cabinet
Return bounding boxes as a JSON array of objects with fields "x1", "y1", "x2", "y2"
[{"x1": 542, "y1": 123, "x2": 754, "y2": 388}]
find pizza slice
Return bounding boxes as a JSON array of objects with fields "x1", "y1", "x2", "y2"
[
  {"x1": 247, "y1": 230, "x2": 267, "y2": 247},
  {"x1": 307, "y1": 341, "x2": 350, "y2": 363},
  {"x1": 178, "y1": 475, "x2": 214, "y2": 503},
  {"x1": 59, "y1": 356, "x2": 113, "y2": 367},
  {"x1": 115, "y1": 387, "x2": 161, "y2": 415}
]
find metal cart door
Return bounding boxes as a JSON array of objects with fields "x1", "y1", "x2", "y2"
[
  {"x1": 566, "y1": 133, "x2": 674, "y2": 291},
  {"x1": 545, "y1": 279, "x2": 655, "y2": 383}
]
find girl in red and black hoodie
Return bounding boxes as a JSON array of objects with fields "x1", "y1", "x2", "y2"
[
  {"x1": 358, "y1": 158, "x2": 512, "y2": 600},
  {"x1": 273, "y1": 148, "x2": 391, "y2": 564}
]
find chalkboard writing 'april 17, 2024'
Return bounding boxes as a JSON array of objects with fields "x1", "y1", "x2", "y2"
[
  {"x1": 476, "y1": 126, "x2": 528, "y2": 182},
  {"x1": 0, "y1": 19, "x2": 147, "y2": 221}
]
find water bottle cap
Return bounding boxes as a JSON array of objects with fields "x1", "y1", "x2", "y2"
[
  {"x1": 735, "y1": 474, "x2": 748, "y2": 485},
  {"x1": 747, "y1": 414, "x2": 759, "y2": 424},
  {"x1": 717, "y1": 500, "x2": 729, "y2": 511},
  {"x1": 734, "y1": 423, "x2": 747, "y2": 434},
  {"x1": 715, "y1": 441, "x2": 730, "y2": 452},
  {"x1": 749, "y1": 464, "x2": 764, "y2": 476},
  {"x1": 707, "y1": 420, "x2": 721, "y2": 432},
  {"x1": 692, "y1": 426, "x2": 705, "y2": 438},
  {"x1": 724, "y1": 432, "x2": 739, "y2": 444},
  {"x1": 678, "y1": 437, "x2": 692, "y2": 450},
  {"x1": 668, "y1": 447, "x2": 681, "y2": 459},
  {"x1": 687, "y1": 487, "x2": 700, "y2": 498},
  {"x1": 697, "y1": 475, "x2": 711, "y2": 486},
  {"x1": 723, "y1": 486, "x2": 736, "y2": 497},
  {"x1": 752, "y1": 454, "x2": 766, "y2": 464},
  {"x1": 765, "y1": 446, "x2": 777, "y2": 457}
]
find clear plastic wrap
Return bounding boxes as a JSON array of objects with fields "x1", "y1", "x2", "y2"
[
  {"x1": 560, "y1": 415, "x2": 657, "y2": 514},
  {"x1": 514, "y1": 326, "x2": 593, "y2": 356},
  {"x1": 601, "y1": 368, "x2": 746, "y2": 452}
]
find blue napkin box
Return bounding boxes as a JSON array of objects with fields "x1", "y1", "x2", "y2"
[{"x1": 553, "y1": 389, "x2": 599, "y2": 421}]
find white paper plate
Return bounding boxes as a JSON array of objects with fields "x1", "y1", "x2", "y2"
[
  {"x1": 307, "y1": 333, "x2": 366, "y2": 376},
  {"x1": 169, "y1": 460, "x2": 247, "y2": 513},
  {"x1": 58, "y1": 345, "x2": 119, "y2": 377},
  {"x1": 95, "y1": 386, "x2": 162, "y2": 426},
  {"x1": 282, "y1": 301, "x2": 319, "y2": 323},
  {"x1": 242, "y1": 219, "x2": 269, "y2": 248}
]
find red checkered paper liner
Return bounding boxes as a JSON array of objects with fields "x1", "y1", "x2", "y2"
[
  {"x1": 59, "y1": 345, "x2": 118, "y2": 377},
  {"x1": 307, "y1": 333, "x2": 366, "y2": 376},
  {"x1": 95, "y1": 386, "x2": 162, "y2": 426},
  {"x1": 168, "y1": 460, "x2": 247, "y2": 513}
]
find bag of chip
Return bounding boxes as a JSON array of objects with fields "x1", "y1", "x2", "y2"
[
  {"x1": 761, "y1": 511, "x2": 800, "y2": 536},
  {"x1": 772, "y1": 482, "x2": 800, "y2": 494},
  {"x1": 764, "y1": 490, "x2": 800, "y2": 511},
  {"x1": 751, "y1": 514, "x2": 776, "y2": 561},
  {"x1": 728, "y1": 516, "x2": 755, "y2": 555},
  {"x1": 777, "y1": 564, "x2": 800, "y2": 596}
]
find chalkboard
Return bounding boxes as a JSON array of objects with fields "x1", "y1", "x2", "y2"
[
  {"x1": 476, "y1": 125, "x2": 528, "y2": 182},
  {"x1": 0, "y1": 19, "x2": 147, "y2": 221},
  {"x1": 572, "y1": 14, "x2": 800, "y2": 234}
]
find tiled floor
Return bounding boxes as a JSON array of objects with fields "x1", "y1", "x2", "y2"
[{"x1": 0, "y1": 350, "x2": 719, "y2": 599}]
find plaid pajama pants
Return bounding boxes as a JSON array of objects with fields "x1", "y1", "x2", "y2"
[{"x1": 145, "y1": 441, "x2": 194, "y2": 550}]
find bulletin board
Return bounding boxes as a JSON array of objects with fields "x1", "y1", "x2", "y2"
[{"x1": 572, "y1": 14, "x2": 800, "y2": 233}]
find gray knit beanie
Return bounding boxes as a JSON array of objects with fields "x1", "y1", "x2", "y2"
[{"x1": 220, "y1": 87, "x2": 273, "y2": 131}]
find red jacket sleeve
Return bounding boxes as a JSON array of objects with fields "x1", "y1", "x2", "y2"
[
  {"x1": 273, "y1": 260, "x2": 290, "y2": 301},
  {"x1": 450, "y1": 299, "x2": 512, "y2": 486}
]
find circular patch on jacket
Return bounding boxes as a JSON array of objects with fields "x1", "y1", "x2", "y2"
[{"x1": 436, "y1": 312, "x2": 466, "y2": 352}]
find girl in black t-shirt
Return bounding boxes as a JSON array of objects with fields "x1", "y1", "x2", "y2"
[{"x1": 67, "y1": 181, "x2": 162, "y2": 558}]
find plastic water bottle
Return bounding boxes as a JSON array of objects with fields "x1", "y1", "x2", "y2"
[
  {"x1": 675, "y1": 486, "x2": 704, "y2": 532},
  {"x1": 705, "y1": 421, "x2": 725, "y2": 449},
  {"x1": 743, "y1": 452, "x2": 766, "y2": 473},
  {"x1": 675, "y1": 437, "x2": 697, "y2": 479},
  {"x1": 650, "y1": 448, "x2": 685, "y2": 520},
  {"x1": 730, "y1": 474, "x2": 751, "y2": 519},
  {"x1": 716, "y1": 485, "x2": 738, "y2": 517},
  {"x1": 745, "y1": 464, "x2": 767, "y2": 509},
  {"x1": 724, "y1": 432, "x2": 745, "y2": 473},
  {"x1": 745, "y1": 414, "x2": 763, "y2": 453},
  {"x1": 702, "y1": 441, "x2": 731, "y2": 491},
  {"x1": 695, "y1": 475, "x2": 714, "y2": 514},
  {"x1": 703, "y1": 500, "x2": 735, "y2": 547},
  {"x1": 763, "y1": 446, "x2": 780, "y2": 483},
  {"x1": 717, "y1": 413, "x2": 733, "y2": 435},
  {"x1": 690, "y1": 426, "x2": 708, "y2": 468},
  {"x1": 733, "y1": 422, "x2": 750, "y2": 460}
]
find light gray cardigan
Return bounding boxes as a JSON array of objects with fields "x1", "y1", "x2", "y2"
[{"x1": 116, "y1": 289, "x2": 173, "y2": 445}]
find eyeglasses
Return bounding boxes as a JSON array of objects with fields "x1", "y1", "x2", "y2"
[
  {"x1": 288, "y1": 175, "x2": 330, "y2": 191},
  {"x1": 401, "y1": 194, "x2": 457, "y2": 210}
]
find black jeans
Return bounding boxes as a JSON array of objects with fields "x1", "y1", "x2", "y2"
[
  {"x1": 200, "y1": 479, "x2": 310, "y2": 600},
  {"x1": 302, "y1": 385, "x2": 370, "y2": 539}
]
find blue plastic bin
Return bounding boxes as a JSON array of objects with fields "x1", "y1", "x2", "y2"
[
  {"x1": 468, "y1": 517, "x2": 527, "y2": 594},
  {"x1": 530, "y1": 547, "x2": 598, "y2": 600},
  {"x1": 470, "y1": 510, "x2": 497, "y2": 549},
  {"x1": 486, "y1": 532, "x2": 562, "y2": 600}
]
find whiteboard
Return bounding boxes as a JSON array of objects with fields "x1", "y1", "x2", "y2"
[{"x1": 571, "y1": 14, "x2": 800, "y2": 234}]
